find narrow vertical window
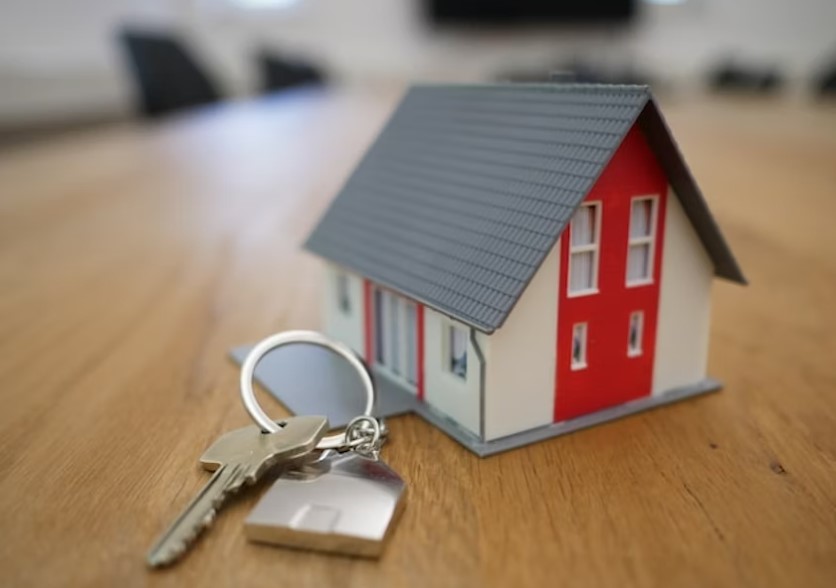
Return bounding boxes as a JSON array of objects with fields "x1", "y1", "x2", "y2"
[
  {"x1": 374, "y1": 288, "x2": 384, "y2": 364},
  {"x1": 568, "y1": 203, "x2": 601, "y2": 295},
  {"x1": 389, "y1": 295, "x2": 401, "y2": 375},
  {"x1": 627, "y1": 197, "x2": 657, "y2": 285},
  {"x1": 336, "y1": 272, "x2": 350, "y2": 314},
  {"x1": 448, "y1": 324, "x2": 468, "y2": 379},
  {"x1": 628, "y1": 311, "x2": 644, "y2": 357},
  {"x1": 571, "y1": 323, "x2": 588, "y2": 369},
  {"x1": 405, "y1": 302, "x2": 417, "y2": 385}
]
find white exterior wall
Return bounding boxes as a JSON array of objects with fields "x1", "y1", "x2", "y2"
[
  {"x1": 652, "y1": 188, "x2": 714, "y2": 395},
  {"x1": 482, "y1": 243, "x2": 560, "y2": 441},
  {"x1": 322, "y1": 263, "x2": 364, "y2": 357},
  {"x1": 422, "y1": 309, "x2": 484, "y2": 437}
]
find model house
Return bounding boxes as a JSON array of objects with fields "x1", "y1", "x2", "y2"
[{"x1": 304, "y1": 83, "x2": 745, "y2": 454}]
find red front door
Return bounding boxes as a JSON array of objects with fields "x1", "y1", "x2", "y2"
[{"x1": 554, "y1": 125, "x2": 668, "y2": 421}]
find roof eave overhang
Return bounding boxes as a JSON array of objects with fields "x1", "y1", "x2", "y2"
[
  {"x1": 303, "y1": 252, "x2": 499, "y2": 334},
  {"x1": 637, "y1": 99, "x2": 747, "y2": 285}
]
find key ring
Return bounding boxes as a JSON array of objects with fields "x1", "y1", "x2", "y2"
[{"x1": 239, "y1": 330, "x2": 376, "y2": 450}]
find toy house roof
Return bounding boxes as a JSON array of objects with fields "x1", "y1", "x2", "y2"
[{"x1": 305, "y1": 83, "x2": 746, "y2": 333}]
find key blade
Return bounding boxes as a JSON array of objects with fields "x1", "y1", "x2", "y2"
[
  {"x1": 146, "y1": 416, "x2": 329, "y2": 568},
  {"x1": 147, "y1": 464, "x2": 241, "y2": 568}
]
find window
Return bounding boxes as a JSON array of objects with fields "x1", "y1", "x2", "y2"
[
  {"x1": 568, "y1": 203, "x2": 601, "y2": 295},
  {"x1": 448, "y1": 324, "x2": 468, "y2": 379},
  {"x1": 571, "y1": 323, "x2": 588, "y2": 369},
  {"x1": 389, "y1": 295, "x2": 401, "y2": 375},
  {"x1": 405, "y1": 302, "x2": 417, "y2": 385},
  {"x1": 336, "y1": 272, "x2": 350, "y2": 314},
  {"x1": 628, "y1": 311, "x2": 644, "y2": 357},
  {"x1": 373, "y1": 288, "x2": 419, "y2": 387},
  {"x1": 374, "y1": 288, "x2": 384, "y2": 364},
  {"x1": 627, "y1": 197, "x2": 658, "y2": 285}
]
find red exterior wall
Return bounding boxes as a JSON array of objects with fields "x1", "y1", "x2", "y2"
[{"x1": 554, "y1": 124, "x2": 668, "y2": 421}]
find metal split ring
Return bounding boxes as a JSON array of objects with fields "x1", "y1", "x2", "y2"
[
  {"x1": 344, "y1": 415, "x2": 382, "y2": 457},
  {"x1": 239, "y1": 330, "x2": 376, "y2": 450}
]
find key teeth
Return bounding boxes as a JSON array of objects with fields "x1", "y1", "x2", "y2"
[
  {"x1": 148, "y1": 544, "x2": 184, "y2": 568},
  {"x1": 148, "y1": 419, "x2": 327, "y2": 568},
  {"x1": 148, "y1": 507, "x2": 220, "y2": 568},
  {"x1": 148, "y1": 539, "x2": 189, "y2": 568}
]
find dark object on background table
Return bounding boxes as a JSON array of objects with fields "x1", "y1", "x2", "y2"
[
  {"x1": 554, "y1": 60, "x2": 654, "y2": 86},
  {"x1": 426, "y1": 0, "x2": 635, "y2": 25},
  {"x1": 497, "y1": 60, "x2": 655, "y2": 87},
  {"x1": 119, "y1": 29, "x2": 223, "y2": 118},
  {"x1": 708, "y1": 60, "x2": 784, "y2": 94},
  {"x1": 256, "y1": 51, "x2": 326, "y2": 95},
  {"x1": 813, "y1": 58, "x2": 836, "y2": 97}
]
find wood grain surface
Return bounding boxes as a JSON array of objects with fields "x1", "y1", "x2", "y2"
[{"x1": 0, "y1": 87, "x2": 834, "y2": 588}]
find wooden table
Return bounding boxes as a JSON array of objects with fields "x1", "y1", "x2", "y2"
[{"x1": 1, "y1": 87, "x2": 834, "y2": 588}]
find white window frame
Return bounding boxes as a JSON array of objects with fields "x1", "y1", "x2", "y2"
[
  {"x1": 626, "y1": 195, "x2": 659, "y2": 287},
  {"x1": 444, "y1": 321, "x2": 468, "y2": 381},
  {"x1": 628, "y1": 311, "x2": 644, "y2": 357},
  {"x1": 571, "y1": 323, "x2": 588, "y2": 370},
  {"x1": 567, "y1": 201, "x2": 602, "y2": 297},
  {"x1": 404, "y1": 301, "x2": 417, "y2": 385},
  {"x1": 388, "y1": 294, "x2": 401, "y2": 375}
]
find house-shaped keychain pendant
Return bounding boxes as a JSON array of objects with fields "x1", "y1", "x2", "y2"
[
  {"x1": 244, "y1": 82, "x2": 746, "y2": 456},
  {"x1": 245, "y1": 453, "x2": 406, "y2": 557}
]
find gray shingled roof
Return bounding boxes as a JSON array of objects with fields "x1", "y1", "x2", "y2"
[{"x1": 305, "y1": 83, "x2": 745, "y2": 333}]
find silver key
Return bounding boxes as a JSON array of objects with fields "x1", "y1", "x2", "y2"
[{"x1": 146, "y1": 415, "x2": 328, "y2": 568}]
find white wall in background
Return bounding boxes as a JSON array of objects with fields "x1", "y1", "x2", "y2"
[
  {"x1": 0, "y1": 0, "x2": 183, "y2": 123},
  {"x1": 1, "y1": 0, "x2": 835, "y2": 123}
]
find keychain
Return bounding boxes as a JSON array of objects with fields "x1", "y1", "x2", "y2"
[
  {"x1": 147, "y1": 330, "x2": 405, "y2": 567},
  {"x1": 239, "y1": 331, "x2": 406, "y2": 557}
]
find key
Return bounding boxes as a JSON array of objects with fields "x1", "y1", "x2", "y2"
[{"x1": 146, "y1": 415, "x2": 328, "y2": 568}]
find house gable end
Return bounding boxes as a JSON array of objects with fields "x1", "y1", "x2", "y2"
[{"x1": 637, "y1": 100, "x2": 746, "y2": 284}]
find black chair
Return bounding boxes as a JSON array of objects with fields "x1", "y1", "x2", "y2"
[
  {"x1": 255, "y1": 50, "x2": 326, "y2": 95},
  {"x1": 119, "y1": 29, "x2": 223, "y2": 118},
  {"x1": 813, "y1": 55, "x2": 836, "y2": 98}
]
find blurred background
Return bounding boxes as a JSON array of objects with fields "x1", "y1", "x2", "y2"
[{"x1": 1, "y1": 0, "x2": 836, "y2": 147}]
